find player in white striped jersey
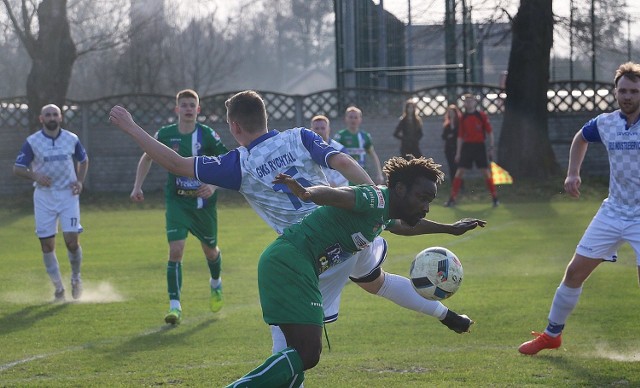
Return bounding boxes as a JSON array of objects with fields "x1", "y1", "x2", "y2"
[
  {"x1": 109, "y1": 91, "x2": 479, "y2": 350},
  {"x1": 14, "y1": 104, "x2": 89, "y2": 302},
  {"x1": 519, "y1": 62, "x2": 640, "y2": 355}
]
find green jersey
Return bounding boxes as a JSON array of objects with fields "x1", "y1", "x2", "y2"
[
  {"x1": 155, "y1": 123, "x2": 228, "y2": 209},
  {"x1": 333, "y1": 129, "x2": 373, "y2": 167},
  {"x1": 282, "y1": 185, "x2": 394, "y2": 274}
]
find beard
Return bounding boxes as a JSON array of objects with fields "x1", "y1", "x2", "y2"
[
  {"x1": 44, "y1": 120, "x2": 60, "y2": 131},
  {"x1": 620, "y1": 101, "x2": 640, "y2": 116}
]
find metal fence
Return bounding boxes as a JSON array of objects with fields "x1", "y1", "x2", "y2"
[
  {"x1": 1, "y1": 82, "x2": 615, "y2": 195},
  {"x1": 0, "y1": 81, "x2": 616, "y2": 130}
]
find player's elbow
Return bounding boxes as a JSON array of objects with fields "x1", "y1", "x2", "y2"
[{"x1": 328, "y1": 153, "x2": 352, "y2": 171}]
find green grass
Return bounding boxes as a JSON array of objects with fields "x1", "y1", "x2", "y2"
[{"x1": 1, "y1": 183, "x2": 639, "y2": 387}]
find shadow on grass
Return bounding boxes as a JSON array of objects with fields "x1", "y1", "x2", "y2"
[
  {"x1": 0, "y1": 303, "x2": 69, "y2": 336},
  {"x1": 534, "y1": 353, "x2": 633, "y2": 386},
  {"x1": 100, "y1": 315, "x2": 219, "y2": 360}
]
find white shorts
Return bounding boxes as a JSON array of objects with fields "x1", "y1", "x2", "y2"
[
  {"x1": 33, "y1": 188, "x2": 83, "y2": 238},
  {"x1": 576, "y1": 207, "x2": 640, "y2": 264},
  {"x1": 319, "y1": 236, "x2": 388, "y2": 322}
]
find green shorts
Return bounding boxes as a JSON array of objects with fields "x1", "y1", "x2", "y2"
[
  {"x1": 165, "y1": 201, "x2": 218, "y2": 247},
  {"x1": 258, "y1": 237, "x2": 323, "y2": 327}
]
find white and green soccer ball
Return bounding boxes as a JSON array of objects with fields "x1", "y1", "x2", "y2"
[{"x1": 410, "y1": 246, "x2": 463, "y2": 301}]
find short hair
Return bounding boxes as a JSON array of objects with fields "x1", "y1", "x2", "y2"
[
  {"x1": 311, "y1": 115, "x2": 330, "y2": 126},
  {"x1": 345, "y1": 106, "x2": 362, "y2": 116},
  {"x1": 383, "y1": 155, "x2": 444, "y2": 189},
  {"x1": 176, "y1": 89, "x2": 199, "y2": 106},
  {"x1": 40, "y1": 104, "x2": 61, "y2": 115},
  {"x1": 461, "y1": 93, "x2": 476, "y2": 101},
  {"x1": 614, "y1": 62, "x2": 640, "y2": 86},
  {"x1": 225, "y1": 90, "x2": 268, "y2": 133}
]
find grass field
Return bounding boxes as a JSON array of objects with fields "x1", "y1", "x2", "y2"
[{"x1": 1, "y1": 180, "x2": 639, "y2": 387}]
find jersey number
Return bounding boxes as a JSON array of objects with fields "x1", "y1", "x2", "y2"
[{"x1": 272, "y1": 166, "x2": 312, "y2": 210}]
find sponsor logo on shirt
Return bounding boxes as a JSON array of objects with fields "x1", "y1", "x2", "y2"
[
  {"x1": 255, "y1": 152, "x2": 296, "y2": 178},
  {"x1": 318, "y1": 243, "x2": 351, "y2": 273},
  {"x1": 43, "y1": 154, "x2": 68, "y2": 162},
  {"x1": 373, "y1": 186, "x2": 385, "y2": 208},
  {"x1": 608, "y1": 141, "x2": 640, "y2": 150}
]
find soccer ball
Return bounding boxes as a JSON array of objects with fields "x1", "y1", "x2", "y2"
[{"x1": 410, "y1": 246, "x2": 463, "y2": 301}]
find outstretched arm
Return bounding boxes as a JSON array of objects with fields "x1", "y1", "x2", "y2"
[
  {"x1": 273, "y1": 173, "x2": 356, "y2": 209},
  {"x1": 109, "y1": 105, "x2": 194, "y2": 178},
  {"x1": 387, "y1": 217, "x2": 486, "y2": 236}
]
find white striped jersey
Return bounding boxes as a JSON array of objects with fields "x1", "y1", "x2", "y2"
[
  {"x1": 194, "y1": 128, "x2": 340, "y2": 234},
  {"x1": 581, "y1": 110, "x2": 640, "y2": 220},
  {"x1": 15, "y1": 129, "x2": 87, "y2": 190}
]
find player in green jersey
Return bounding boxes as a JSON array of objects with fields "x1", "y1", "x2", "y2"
[
  {"x1": 130, "y1": 89, "x2": 228, "y2": 324},
  {"x1": 225, "y1": 156, "x2": 486, "y2": 387},
  {"x1": 334, "y1": 106, "x2": 385, "y2": 184}
]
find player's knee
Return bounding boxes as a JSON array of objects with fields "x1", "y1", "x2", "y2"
[
  {"x1": 208, "y1": 246, "x2": 221, "y2": 261},
  {"x1": 169, "y1": 248, "x2": 184, "y2": 261},
  {"x1": 65, "y1": 240, "x2": 79, "y2": 252},
  {"x1": 39, "y1": 238, "x2": 55, "y2": 253},
  {"x1": 297, "y1": 345, "x2": 321, "y2": 370}
]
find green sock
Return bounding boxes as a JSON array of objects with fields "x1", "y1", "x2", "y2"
[
  {"x1": 167, "y1": 261, "x2": 182, "y2": 302},
  {"x1": 225, "y1": 347, "x2": 304, "y2": 388},
  {"x1": 207, "y1": 252, "x2": 222, "y2": 281}
]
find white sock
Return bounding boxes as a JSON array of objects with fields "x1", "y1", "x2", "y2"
[
  {"x1": 43, "y1": 251, "x2": 64, "y2": 291},
  {"x1": 210, "y1": 277, "x2": 221, "y2": 289},
  {"x1": 68, "y1": 245, "x2": 82, "y2": 279},
  {"x1": 169, "y1": 300, "x2": 182, "y2": 310},
  {"x1": 270, "y1": 325, "x2": 288, "y2": 354},
  {"x1": 376, "y1": 273, "x2": 448, "y2": 319},
  {"x1": 546, "y1": 283, "x2": 582, "y2": 337}
]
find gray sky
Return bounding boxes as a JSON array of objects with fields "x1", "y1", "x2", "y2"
[{"x1": 382, "y1": 0, "x2": 640, "y2": 56}]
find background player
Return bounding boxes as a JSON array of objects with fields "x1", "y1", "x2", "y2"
[
  {"x1": 309, "y1": 114, "x2": 348, "y2": 187},
  {"x1": 334, "y1": 106, "x2": 385, "y2": 184},
  {"x1": 14, "y1": 104, "x2": 89, "y2": 302},
  {"x1": 130, "y1": 89, "x2": 228, "y2": 324}
]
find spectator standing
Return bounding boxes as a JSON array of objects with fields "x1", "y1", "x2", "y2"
[
  {"x1": 441, "y1": 104, "x2": 462, "y2": 180},
  {"x1": 14, "y1": 104, "x2": 89, "y2": 302},
  {"x1": 444, "y1": 94, "x2": 499, "y2": 207},
  {"x1": 393, "y1": 99, "x2": 423, "y2": 158}
]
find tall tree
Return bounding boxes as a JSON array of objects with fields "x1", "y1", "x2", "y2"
[
  {"x1": 1, "y1": 0, "x2": 129, "y2": 128},
  {"x1": 498, "y1": 0, "x2": 560, "y2": 178},
  {"x1": 3, "y1": 0, "x2": 76, "y2": 130}
]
